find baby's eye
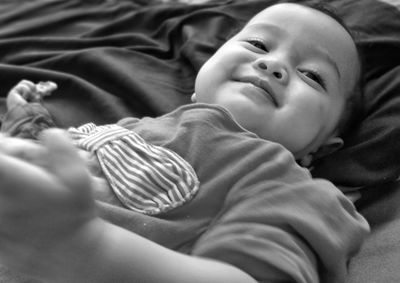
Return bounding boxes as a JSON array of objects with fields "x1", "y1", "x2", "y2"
[
  {"x1": 246, "y1": 38, "x2": 268, "y2": 52},
  {"x1": 302, "y1": 70, "x2": 326, "y2": 89}
]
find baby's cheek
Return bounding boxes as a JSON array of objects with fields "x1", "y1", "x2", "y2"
[{"x1": 280, "y1": 107, "x2": 323, "y2": 153}]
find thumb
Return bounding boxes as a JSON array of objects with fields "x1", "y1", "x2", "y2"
[{"x1": 40, "y1": 129, "x2": 92, "y2": 199}]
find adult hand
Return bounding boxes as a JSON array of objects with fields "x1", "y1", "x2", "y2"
[{"x1": 0, "y1": 129, "x2": 98, "y2": 278}]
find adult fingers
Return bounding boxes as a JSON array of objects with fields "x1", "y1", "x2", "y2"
[
  {"x1": 0, "y1": 151, "x2": 58, "y2": 200},
  {"x1": 40, "y1": 129, "x2": 93, "y2": 199},
  {"x1": 0, "y1": 134, "x2": 47, "y2": 166}
]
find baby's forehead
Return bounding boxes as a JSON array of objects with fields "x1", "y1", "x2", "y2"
[
  {"x1": 246, "y1": 3, "x2": 346, "y2": 39},
  {"x1": 247, "y1": 3, "x2": 321, "y2": 23}
]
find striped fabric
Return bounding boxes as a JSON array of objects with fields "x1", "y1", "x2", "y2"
[{"x1": 68, "y1": 123, "x2": 199, "y2": 215}]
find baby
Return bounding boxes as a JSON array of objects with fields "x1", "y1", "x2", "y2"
[{"x1": 0, "y1": 3, "x2": 368, "y2": 283}]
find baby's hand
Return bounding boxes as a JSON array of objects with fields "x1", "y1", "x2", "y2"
[
  {"x1": 0, "y1": 129, "x2": 97, "y2": 277},
  {"x1": 6, "y1": 80, "x2": 57, "y2": 110}
]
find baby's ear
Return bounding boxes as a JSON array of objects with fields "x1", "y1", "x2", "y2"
[
  {"x1": 299, "y1": 137, "x2": 343, "y2": 168},
  {"x1": 313, "y1": 137, "x2": 344, "y2": 160}
]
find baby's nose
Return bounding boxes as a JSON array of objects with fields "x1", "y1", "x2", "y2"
[{"x1": 255, "y1": 58, "x2": 288, "y2": 84}]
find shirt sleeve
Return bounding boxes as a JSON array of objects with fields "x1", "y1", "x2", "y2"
[{"x1": 191, "y1": 164, "x2": 370, "y2": 283}]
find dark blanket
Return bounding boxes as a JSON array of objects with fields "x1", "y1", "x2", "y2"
[
  {"x1": 0, "y1": 0, "x2": 399, "y2": 190},
  {"x1": 0, "y1": 0, "x2": 399, "y2": 282}
]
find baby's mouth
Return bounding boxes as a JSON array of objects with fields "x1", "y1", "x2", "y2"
[{"x1": 236, "y1": 76, "x2": 279, "y2": 107}]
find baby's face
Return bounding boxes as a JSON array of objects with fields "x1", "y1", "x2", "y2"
[{"x1": 194, "y1": 3, "x2": 359, "y2": 158}]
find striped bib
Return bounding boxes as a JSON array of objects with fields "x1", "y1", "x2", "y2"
[{"x1": 68, "y1": 123, "x2": 199, "y2": 215}]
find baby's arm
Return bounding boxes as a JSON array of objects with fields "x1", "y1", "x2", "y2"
[{"x1": 0, "y1": 130, "x2": 256, "y2": 283}]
